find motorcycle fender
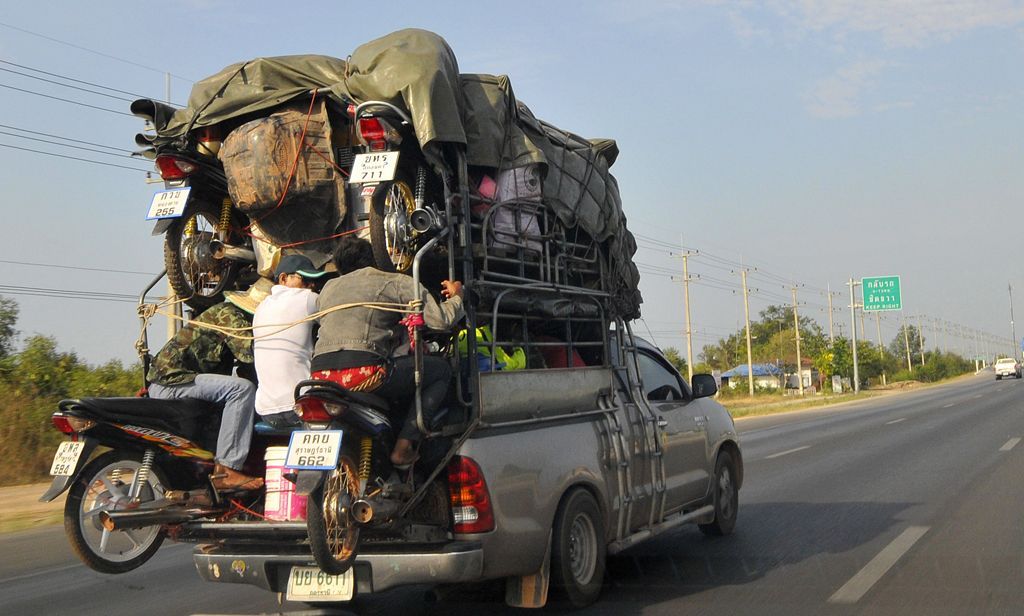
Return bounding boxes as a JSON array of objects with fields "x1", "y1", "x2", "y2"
[
  {"x1": 151, "y1": 219, "x2": 174, "y2": 236},
  {"x1": 293, "y1": 470, "x2": 325, "y2": 496},
  {"x1": 38, "y1": 438, "x2": 100, "y2": 502}
]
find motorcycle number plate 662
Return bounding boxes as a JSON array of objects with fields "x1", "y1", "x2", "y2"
[
  {"x1": 49, "y1": 441, "x2": 85, "y2": 476},
  {"x1": 284, "y1": 430, "x2": 343, "y2": 470},
  {"x1": 146, "y1": 187, "x2": 191, "y2": 220},
  {"x1": 349, "y1": 151, "x2": 400, "y2": 184},
  {"x1": 286, "y1": 566, "x2": 354, "y2": 602}
]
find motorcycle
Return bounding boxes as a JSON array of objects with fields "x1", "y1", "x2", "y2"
[
  {"x1": 40, "y1": 394, "x2": 285, "y2": 574},
  {"x1": 132, "y1": 95, "x2": 452, "y2": 313},
  {"x1": 288, "y1": 377, "x2": 452, "y2": 575}
]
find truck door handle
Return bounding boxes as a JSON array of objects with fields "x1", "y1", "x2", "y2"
[{"x1": 656, "y1": 417, "x2": 668, "y2": 428}]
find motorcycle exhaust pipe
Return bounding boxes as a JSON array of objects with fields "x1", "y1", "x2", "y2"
[
  {"x1": 410, "y1": 208, "x2": 442, "y2": 233},
  {"x1": 99, "y1": 508, "x2": 208, "y2": 531},
  {"x1": 351, "y1": 498, "x2": 400, "y2": 525},
  {"x1": 209, "y1": 239, "x2": 256, "y2": 263}
]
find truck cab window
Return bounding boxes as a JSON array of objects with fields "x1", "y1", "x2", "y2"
[{"x1": 636, "y1": 352, "x2": 688, "y2": 402}]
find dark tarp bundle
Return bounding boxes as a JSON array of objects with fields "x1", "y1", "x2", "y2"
[{"x1": 135, "y1": 29, "x2": 641, "y2": 319}]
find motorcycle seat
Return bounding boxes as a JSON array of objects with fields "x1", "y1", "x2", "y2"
[{"x1": 59, "y1": 397, "x2": 219, "y2": 440}]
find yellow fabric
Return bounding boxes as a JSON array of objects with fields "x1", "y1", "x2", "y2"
[{"x1": 457, "y1": 326, "x2": 526, "y2": 370}]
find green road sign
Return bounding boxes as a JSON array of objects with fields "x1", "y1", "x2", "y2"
[{"x1": 862, "y1": 275, "x2": 902, "y2": 311}]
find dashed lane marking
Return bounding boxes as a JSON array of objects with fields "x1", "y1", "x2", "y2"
[
  {"x1": 828, "y1": 526, "x2": 929, "y2": 604},
  {"x1": 764, "y1": 445, "x2": 810, "y2": 460},
  {"x1": 942, "y1": 403, "x2": 955, "y2": 408},
  {"x1": 885, "y1": 418, "x2": 907, "y2": 425},
  {"x1": 999, "y1": 437, "x2": 1021, "y2": 452}
]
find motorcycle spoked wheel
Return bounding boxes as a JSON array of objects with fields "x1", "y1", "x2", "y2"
[
  {"x1": 64, "y1": 450, "x2": 168, "y2": 574},
  {"x1": 368, "y1": 179, "x2": 417, "y2": 273},
  {"x1": 307, "y1": 453, "x2": 362, "y2": 575},
  {"x1": 164, "y1": 198, "x2": 247, "y2": 312}
]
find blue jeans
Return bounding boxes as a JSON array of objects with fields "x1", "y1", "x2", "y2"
[{"x1": 148, "y1": 374, "x2": 256, "y2": 469}]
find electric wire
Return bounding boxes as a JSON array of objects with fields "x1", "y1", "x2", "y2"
[
  {"x1": 0, "y1": 129, "x2": 138, "y2": 159},
  {"x1": 0, "y1": 59, "x2": 184, "y2": 106},
  {"x1": 0, "y1": 142, "x2": 151, "y2": 172},
  {"x1": 0, "y1": 82, "x2": 133, "y2": 116},
  {"x1": 0, "y1": 123, "x2": 132, "y2": 153}
]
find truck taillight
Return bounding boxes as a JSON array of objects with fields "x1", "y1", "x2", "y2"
[
  {"x1": 447, "y1": 456, "x2": 494, "y2": 533},
  {"x1": 155, "y1": 155, "x2": 197, "y2": 180}
]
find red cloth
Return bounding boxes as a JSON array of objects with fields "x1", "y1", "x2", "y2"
[{"x1": 311, "y1": 366, "x2": 386, "y2": 392}]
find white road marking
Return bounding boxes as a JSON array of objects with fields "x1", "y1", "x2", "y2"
[
  {"x1": 828, "y1": 526, "x2": 929, "y2": 604},
  {"x1": 885, "y1": 418, "x2": 907, "y2": 425},
  {"x1": 942, "y1": 403, "x2": 955, "y2": 408},
  {"x1": 999, "y1": 437, "x2": 1021, "y2": 452},
  {"x1": 972, "y1": 394, "x2": 983, "y2": 399},
  {"x1": 764, "y1": 445, "x2": 810, "y2": 460}
]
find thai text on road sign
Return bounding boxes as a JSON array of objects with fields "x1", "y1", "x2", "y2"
[{"x1": 862, "y1": 275, "x2": 902, "y2": 311}]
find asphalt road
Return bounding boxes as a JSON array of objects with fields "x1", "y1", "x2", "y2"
[{"x1": 2, "y1": 372, "x2": 1021, "y2": 615}]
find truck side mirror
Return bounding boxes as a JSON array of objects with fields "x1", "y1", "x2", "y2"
[{"x1": 691, "y1": 374, "x2": 718, "y2": 399}]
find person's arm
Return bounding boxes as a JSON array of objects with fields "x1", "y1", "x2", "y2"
[{"x1": 397, "y1": 276, "x2": 465, "y2": 331}]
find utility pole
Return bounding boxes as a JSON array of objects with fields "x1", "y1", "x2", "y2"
[
  {"x1": 848, "y1": 278, "x2": 860, "y2": 394},
  {"x1": 1010, "y1": 284, "x2": 1018, "y2": 359},
  {"x1": 741, "y1": 269, "x2": 755, "y2": 397},
  {"x1": 916, "y1": 314, "x2": 926, "y2": 366},
  {"x1": 164, "y1": 72, "x2": 182, "y2": 339},
  {"x1": 902, "y1": 315, "x2": 913, "y2": 371},
  {"x1": 859, "y1": 309, "x2": 867, "y2": 342},
  {"x1": 826, "y1": 284, "x2": 835, "y2": 345},
  {"x1": 680, "y1": 249, "x2": 696, "y2": 382},
  {"x1": 874, "y1": 311, "x2": 885, "y2": 385},
  {"x1": 792, "y1": 286, "x2": 804, "y2": 395}
]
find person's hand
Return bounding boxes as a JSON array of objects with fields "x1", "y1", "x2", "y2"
[{"x1": 441, "y1": 280, "x2": 463, "y2": 299}]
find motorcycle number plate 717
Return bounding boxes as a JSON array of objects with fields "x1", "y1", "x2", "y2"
[
  {"x1": 49, "y1": 441, "x2": 85, "y2": 476},
  {"x1": 146, "y1": 187, "x2": 191, "y2": 220},
  {"x1": 284, "y1": 430, "x2": 343, "y2": 470},
  {"x1": 286, "y1": 566, "x2": 354, "y2": 602},
  {"x1": 349, "y1": 151, "x2": 400, "y2": 184}
]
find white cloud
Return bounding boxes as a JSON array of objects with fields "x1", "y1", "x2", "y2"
[
  {"x1": 804, "y1": 59, "x2": 890, "y2": 118},
  {"x1": 772, "y1": 0, "x2": 1024, "y2": 47}
]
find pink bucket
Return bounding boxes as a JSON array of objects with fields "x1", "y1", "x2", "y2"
[{"x1": 264, "y1": 446, "x2": 307, "y2": 521}]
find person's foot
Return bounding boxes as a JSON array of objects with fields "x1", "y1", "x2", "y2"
[
  {"x1": 211, "y1": 463, "x2": 264, "y2": 491},
  {"x1": 390, "y1": 438, "x2": 420, "y2": 470}
]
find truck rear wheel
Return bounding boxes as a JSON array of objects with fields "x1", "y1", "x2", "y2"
[
  {"x1": 550, "y1": 488, "x2": 605, "y2": 608},
  {"x1": 699, "y1": 451, "x2": 739, "y2": 536}
]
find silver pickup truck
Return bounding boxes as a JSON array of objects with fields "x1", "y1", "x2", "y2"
[{"x1": 193, "y1": 326, "x2": 742, "y2": 609}]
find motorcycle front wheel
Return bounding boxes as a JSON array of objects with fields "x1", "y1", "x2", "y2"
[
  {"x1": 64, "y1": 450, "x2": 168, "y2": 574},
  {"x1": 307, "y1": 453, "x2": 362, "y2": 575},
  {"x1": 164, "y1": 198, "x2": 246, "y2": 312}
]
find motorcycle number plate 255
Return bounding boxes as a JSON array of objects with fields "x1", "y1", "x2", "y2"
[
  {"x1": 286, "y1": 566, "x2": 354, "y2": 602},
  {"x1": 146, "y1": 187, "x2": 191, "y2": 220},
  {"x1": 49, "y1": 441, "x2": 85, "y2": 476},
  {"x1": 285, "y1": 430, "x2": 343, "y2": 470},
  {"x1": 349, "y1": 151, "x2": 400, "y2": 184}
]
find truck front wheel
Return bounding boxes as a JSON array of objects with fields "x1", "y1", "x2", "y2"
[{"x1": 550, "y1": 488, "x2": 605, "y2": 608}]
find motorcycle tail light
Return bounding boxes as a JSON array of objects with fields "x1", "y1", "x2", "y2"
[
  {"x1": 357, "y1": 117, "x2": 401, "y2": 151},
  {"x1": 155, "y1": 155, "x2": 197, "y2": 180},
  {"x1": 52, "y1": 414, "x2": 95, "y2": 434},
  {"x1": 295, "y1": 398, "x2": 347, "y2": 422},
  {"x1": 447, "y1": 456, "x2": 495, "y2": 534}
]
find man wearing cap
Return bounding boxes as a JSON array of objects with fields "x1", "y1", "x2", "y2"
[
  {"x1": 146, "y1": 279, "x2": 272, "y2": 492},
  {"x1": 253, "y1": 255, "x2": 328, "y2": 429}
]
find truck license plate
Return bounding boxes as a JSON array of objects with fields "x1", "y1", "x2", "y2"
[
  {"x1": 349, "y1": 151, "x2": 400, "y2": 183},
  {"x1": 285, "y1": 430, "x2": 343, "y2": 470},
  {"x1": 146, "y1": 187, "x2": 191, "y2": 219},
  {"x1": 286, "y1": 566, "x2": 354, "y2": 602},
  {"x1": 49, "y1": 441, "x2": 85, "y2": 476}
]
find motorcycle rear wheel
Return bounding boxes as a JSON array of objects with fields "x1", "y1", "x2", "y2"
[
  {"x1": 164, "y1": 198, "x2": 246, "y2": 312},
  {"x1": 368, "y1": 179, "x2": 417, "y2": 273},
  {"x1": 64, "y1": 450, "x2": 167, "y2": 574},
  {"x1": 307, "y1": 453, "x2": 362, "y2": 575}
]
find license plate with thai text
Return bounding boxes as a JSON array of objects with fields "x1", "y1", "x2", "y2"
[
  {"x1": 285, "y1": 430, "x2": 343, "y2": 470},
  {"x1": 286, "y1": 566, "x2": 354, "y2": 602},
  {"x1": 49, "y1": 441, "x2": 85, "y2": 476},
  {"x1": 146, "y1": 187, "x2": 191, "y2": 219},
  {"x1": 349, "y1": 151, "x2": 399, "y2": 183}
]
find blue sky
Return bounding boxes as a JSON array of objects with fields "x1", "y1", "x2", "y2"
[{"x1": 1, "y1": 1, "x2": 1022, "y2": 365}]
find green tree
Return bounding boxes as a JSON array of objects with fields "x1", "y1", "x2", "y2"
[
  {"x1": 888, "y1": 325, "x2": 924, "y2": 361},
  {"x1": 0, "y1": 296, "x2": 17, "y2": 358},
  {"x1": 662, "y1": 347, "x2": 688, "y2": 376}
]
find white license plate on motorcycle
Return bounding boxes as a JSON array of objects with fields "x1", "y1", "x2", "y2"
[
  {"x1": 349, "y1": 151, "x2": 400, "y2": 183},
  {"x1": 286, "y1": 566, "x2": 354, "y2": 602},
  {"x1": 285, "y1": 430, "x2": 343, "y2": 470},
  {"x1": 146, "y1": 187, "x2": 191, "y2": 219},
  {"x1": 49, "y1": 441, "x2": 85, "y2": 476}
]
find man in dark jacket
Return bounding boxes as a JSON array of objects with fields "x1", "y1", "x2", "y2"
[
  {"x1": 147, "y1": 281, "x2": 270, "y2": 491},
  {"x1": 312, "y1": 237, "x2": 464, "y2": 467}
]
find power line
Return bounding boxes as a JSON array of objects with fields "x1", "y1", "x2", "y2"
[
  {"x1": 0, "y1": 142, "x2": 152, "y2": 173},
  {"x1": 0, "y1": 129, "x2": 137, "y2": 159},
  {"x1": 0, "y1": 82, "x2": 133, "y2": 116},
  {"x1": 0, "y1": 284, "x2": 138, "y2": 303},
  {"x1": 0, "y1": 21, "x2": 194, "y2": 82},
  {"x1": 0, "y1": 59, "x2": 183, "y2": 106},
  {"x1": 0, "y1": 65, "x2": 135, "y2": 103},
  {"x1": 0, "y1": 259, "x2": 155, "y2": 276},
  {"x1": 0, "y1": 123, "x2": 132, "y2": 153}
]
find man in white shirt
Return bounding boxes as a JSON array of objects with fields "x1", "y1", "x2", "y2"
[{"x1": 253, "y1": 254, "x2": 328, "y2": 428}]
